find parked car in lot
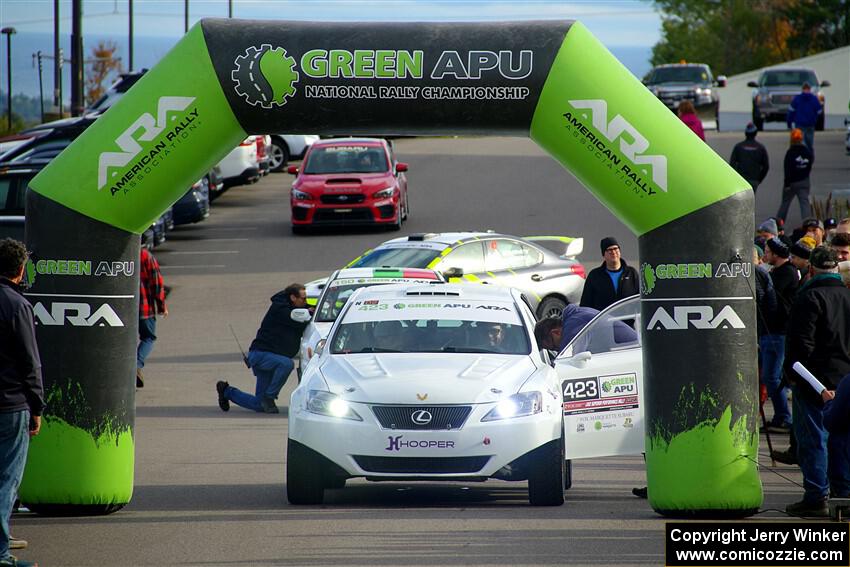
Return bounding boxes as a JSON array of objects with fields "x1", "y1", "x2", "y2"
[
  {"x1": 172, "y1": 177, "x2": 210, "y2": 225},
  {"x1": 298, "y1": 267, "x2": 444, "y2": 377},
  {"x1": 0, "y1": 161, "x2": 35, "y2": 240},
  {"x1": 219, "y1": 137, "x2": 260, "y2": 188},
  {"x1": 288, "y1": 138, "x2": 409, "y2": 233},
  {"x1": 748, "y1": 68, "x2": 829, "y2": 130},
  {"x1": 344, "y1": 232, "x2": 586, "y2": 319},
  {"x1": 643, "y1": 62, "x2": 725, "y2": 127},
  {"x1": 287, "y1": 283, "x2": 568, "y2": 505},
  {"x1": 256, "y1": 135, "x2": 271, "y2": 176},
  {"x1": 267, "y1": 134, "x2": 320, "y2": 172}
]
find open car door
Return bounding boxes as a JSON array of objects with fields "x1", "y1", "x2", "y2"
[{"x1": 553, "y1": 295, "x2": 645, "y2": 460}]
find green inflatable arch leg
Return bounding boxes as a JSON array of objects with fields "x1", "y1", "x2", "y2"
[{"x1": 23, "y1": 18, "x2": 761, "y2": 516}]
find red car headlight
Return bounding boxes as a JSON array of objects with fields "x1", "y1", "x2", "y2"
[{"x1": 372, "y1": 187, "x2": 396, "y2": 199}]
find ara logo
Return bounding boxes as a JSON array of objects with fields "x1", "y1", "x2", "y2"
[
  {"x1": 33, "y1": 302, "x2": 124, "y2": 327},
  {"x1": 97, "y1": 96, "x2": 197, "y2": 192},
  {"x1": 646, "y1": 305, "x2": 745, "y2": 331},
  {"x1": 232, "y1": 45, "x2": 299, "y2": 108},
  {"x1": 567, "y1": 99, "x2": 667, "y2": 192}
]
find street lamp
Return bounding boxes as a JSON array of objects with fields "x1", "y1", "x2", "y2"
[{"x1": 1, "y1": 27, "x2": 16, "y2": 131}]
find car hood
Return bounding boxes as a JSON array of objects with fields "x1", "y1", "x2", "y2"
[
  {"x1": 318, "y1": 353, "x2": 537, "y2": 404},
  {"x1": 298, "y1": 173, "x2": 394, "y2": 193}
]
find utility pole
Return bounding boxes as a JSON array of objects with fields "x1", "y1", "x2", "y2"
[
  {"x1": 33, "y1": 51, "x2": 45, "y2": 122},
  {"x1": 1, "y1": 27, "x2": 16, "y2": 130},
  {"x1": 228, "y1": 0, "x2": 233, "y2": 18},
  {"x1": 129, "y1": 0, "x2": 134, "y2": 71},
  {"x1": 71, "y1": 0, "x2": 84, "y2": 116},
  {"x1": 184, "y1": 0, "x2": 189, "y2": 33},
  {"x1": 54, "y1": 0, "x2": 62, "y2": 115}
]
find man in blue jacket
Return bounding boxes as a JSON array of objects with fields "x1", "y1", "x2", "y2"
[{"x1": 787, "y1": 82, "x2": 822, "y2": 154}]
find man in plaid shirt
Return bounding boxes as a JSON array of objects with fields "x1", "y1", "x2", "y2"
[{"x1": 137, "y1": 248, "x2": 168, "y2": 388}]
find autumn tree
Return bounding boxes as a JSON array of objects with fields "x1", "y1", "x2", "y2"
[
  {"x1": 650, "y1": 0, "x2": 849, "y2": 76},
  {"x1": 85, "y1": 41, "x2": 123, "y2": 106}
]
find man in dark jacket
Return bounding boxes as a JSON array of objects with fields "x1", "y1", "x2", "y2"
[
  {"x1": 784, "y1": 247, "x2": 850, "y2": 517},
  {"x1": 762, "y1": 237, "x2": 798, "y2": 431},
  {"x1": 0, "y1": 238, "x2": 43, "y2": 567},
  {"x1": 730, "y1": 122, "x2": 769, "y2": 191},
  {"x1": 776, "y1": 128, "x2": 814, "y2": 223},
  {"x1": 787, "y1": 82, "x2": 822, "y2": 153},
  {"x1": 533, "y1": 304, "x2": 600, "y2": 352},
  {"x1": 580, "y1": 237, "x2": 639, "y2": 312},
  {"x1": 217, "y1": 283, "x2": 309, "y2": 414},
  {"x1": 822, "y1": 374, "x2": 850, "y2": 506}
]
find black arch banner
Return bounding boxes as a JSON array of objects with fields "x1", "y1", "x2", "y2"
[{"x1": 22, "y1": 19, "x2": 760, "y2": 516}]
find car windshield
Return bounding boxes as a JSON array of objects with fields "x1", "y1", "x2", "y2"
[
  {"x1": 349, "y1": 246, "x2": 442, "y2": 269},
  {"x1": 303, "y1": 145, "x2": 388, "y2": 174},
  {"x1": 316, "y1": 277, "x2": 438, "y2": 322},
  {"x1": 330, "y1": 299, "x2": 530, "y2": 354},
  {"x1": 646, "y1": 67, "x2": 709, "y2": 85},
  {"x1": 762, "y1": 70, "x2": 818, "y2": 87}
]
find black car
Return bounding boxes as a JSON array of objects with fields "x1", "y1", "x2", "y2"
[
  {"x1": 172, "y1": 178, "x2": 210, "y2": 225},
  {"x1": 0, "y1": 162, "x2": 39, "y2": 240},
  {"x1": 643, "y1": 63, "x2": 726, "y2": 127}
]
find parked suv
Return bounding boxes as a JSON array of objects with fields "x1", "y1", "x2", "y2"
[
  {"x1": 644, "y1": 63, "x2": 725, "y2": 127},
  {"x1": 748, "y1": 68, "x2": 829, "y2": 131}
]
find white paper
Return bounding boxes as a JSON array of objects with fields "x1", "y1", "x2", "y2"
[{"x1": 792, "y1": 361, "x2": 827, "y2": 394}]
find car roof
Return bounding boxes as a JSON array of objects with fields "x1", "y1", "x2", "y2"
[
  {"x1": 652, "y1": 63, "x2": 709, "y2": 69},
  {"x1": 762, "y1": 67, "x2": 816, "y2": 73},
  {"x1": 350, "y1": 282, "x2": 520, "y2": 303},
  {"x1": 376, "y1": 232, "x2": 517, "y2": 248},
  {"x1": 311, "y1": 137, "x2": 386, "y2": 148},
  {"x1": 331, "y1": 267, "x2": 443, "y2": 281}
]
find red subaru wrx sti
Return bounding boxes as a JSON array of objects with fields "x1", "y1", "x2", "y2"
[{"x1": 288, "y1": 138, "x2": 409, "y2": 233}]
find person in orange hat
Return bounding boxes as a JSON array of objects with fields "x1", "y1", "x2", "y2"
[{"x1": 776, "y1": 128, "x2": 814, "y2": 224}]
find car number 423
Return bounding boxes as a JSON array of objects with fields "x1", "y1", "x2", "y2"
[{"x1": 562, "y1": 378, "x2": 599, "y2": 401}]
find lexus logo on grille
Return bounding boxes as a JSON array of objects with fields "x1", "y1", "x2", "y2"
[{"x1": 411, "y1": 410, "x2": 433, "y2": 425}]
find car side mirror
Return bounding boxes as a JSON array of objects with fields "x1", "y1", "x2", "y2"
[
  {"x1": 287, "y1": 165, "x2": 299, "y2": 174},
  {"x1": 291, "y1": 308, "x2": 311, "y2": 323},
  {"x1": 747, "y1": 81, "x2": 759, "y2": 88},
  {"x1": 821, "y1": 80, "x2": 831, "y2": 88},
  {"x1": 396, "y1": 162, "x2": 408, "y2": 173},
  {"x1": 568, "y1": 350, "x2": 592, "y2": 368},
  {"x1": 315, "y1": 339, "x2": 326, "y2": 356},
  {"x1": 442, "y1": 267, "x2": 464, "y2": 279},
  {"x1": 716, "y1": 75, "x2": 727, "y2": 87}
]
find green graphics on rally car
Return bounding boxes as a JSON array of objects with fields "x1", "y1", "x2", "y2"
[{"x1": 24, "y1": 17, "x2": 759, "y2": 515}]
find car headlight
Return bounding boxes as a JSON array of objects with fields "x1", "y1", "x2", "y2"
[
  {"x1": 481, "y1": 391, "x2": 543, "y2": 421},
  {"x1": 292, "y1": 189, "x2": 312, "y2": 201},
  {"x1": 695, "y1": 87, "x2": 711, "y2": 96},
  {"x1": 306, "y1": 390, "x2": 362, "y2": 421},
  {"x1": 372, "y1": 187, "x2": 396, "y2": 199}
]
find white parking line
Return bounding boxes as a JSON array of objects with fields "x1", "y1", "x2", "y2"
[{"x1": 168, "y1": 251, "x2": 239, "y2": 255}]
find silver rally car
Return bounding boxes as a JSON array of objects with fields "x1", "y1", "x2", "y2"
[{"x1": 343, "y1": 232, "x2": 586, "y2": 319}]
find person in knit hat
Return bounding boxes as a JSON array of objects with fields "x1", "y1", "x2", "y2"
[
  {"x1": 579, "y1": 237, "x2": 638, "y2": 312},
  {"x1": 776, "y1": 128, "x2": 814, "y2": 224},
  {"x1": 730, "y1": 122, "x2": 769, "y2": 191},
  {"x1": 790, "y1": 236, "x2": 816, "y2": 281}
]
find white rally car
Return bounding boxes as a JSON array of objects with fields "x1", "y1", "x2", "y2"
[
  {"x1": 287, "y1": 283, "x2": 567, "y2": 506},
  {"x1": 298, "y1": 267, "x2": 444, "y2": 377}
]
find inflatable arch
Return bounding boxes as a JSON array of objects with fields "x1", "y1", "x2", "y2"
[{"x1": 21, "y1": 19, "x2": 761, "y2": 516}]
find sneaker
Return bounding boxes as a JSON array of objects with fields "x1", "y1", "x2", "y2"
[
  {"x1": 632, "y1": 486, "x2": 648, "y2": 499},
  {"x1": 9, "y1": 537, "x2": 27, "y2": 550},
  {"x1": 771, "y1": 449, "x2": 798, "y2": 465},
  {"x1": 260, "y1": 397, "x2": 279, "y2": 414},
  {"x1": 216, "y1": 381, "x2": 230, "y2": 412},
  {"x1": 786, "y1": 498, "x2": 829, "y2": 517},
  {"x1": 136, "y1": 368, "x2": 144, "y2": 388}
]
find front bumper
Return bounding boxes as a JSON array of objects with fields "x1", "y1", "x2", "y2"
[
  {"x1": 288, "y1": 398, "x2": 561, "y2": 479},
  {"x1": 291, "y1": 199, "x2": 398, "y2": 227}
]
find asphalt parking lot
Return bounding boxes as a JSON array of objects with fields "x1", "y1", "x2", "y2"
[{"x1": 13, "y1": 132, "x2": 848, "y2": 567}]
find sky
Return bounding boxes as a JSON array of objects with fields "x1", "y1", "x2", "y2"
[{"x1": 0, "y1": 0, "x2": 662, "y2": 104}]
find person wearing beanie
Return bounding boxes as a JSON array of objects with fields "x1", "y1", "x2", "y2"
[
  {"x1": 579, "y1": 237, "x2": 638, "y2": 312},
  {"x1": 787, "y1": 82, "x2": 822, "y2": 154},
  {"x1": 790, "y1": 236, "x2": 815, "y2": 281},
  {"x1": 761, "y1": 236, "x2": 798, "y2": 434},
  {"x1": 756, "y1": 218, "x2": 779, "y2": 240},
  {"x1": 776, "y1": 128, "x2": 814, "y2": 224},
  {"x1": 802, "y1": 217, "x2": 825, "y2": 246},
  {"x1": 730, "y1": 122, "x2": 769, "y2": 191},
  {"x1": 784, "y1": 246, "x2": 850, "y2": 517}
]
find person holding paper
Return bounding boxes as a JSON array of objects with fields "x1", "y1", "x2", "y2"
[{"x1": 784, "y1": 247, "x2": 850, "y2": 517}]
